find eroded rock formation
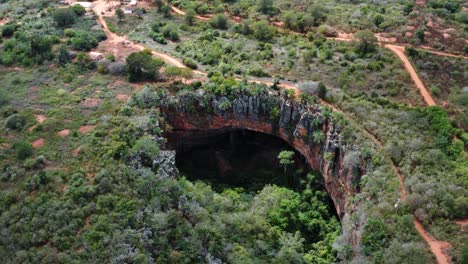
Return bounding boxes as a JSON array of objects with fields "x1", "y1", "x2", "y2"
[{"x1": 159, "y1": 90, "x2": 369, "y2": 223}]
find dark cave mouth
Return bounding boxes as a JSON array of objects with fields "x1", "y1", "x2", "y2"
[
  {"x1": 167, "y1": 129, "x2": 341, "y2": 250},
  {"x1": 168, "y1": 129, "x2": 311, "y2": 192},
  {"x1": 167, "y1": 129, "x2": 337, "y2": 211}
]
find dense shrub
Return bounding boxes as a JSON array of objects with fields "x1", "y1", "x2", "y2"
[
  {"x1": 209, "y1": 14, "x2": 229, "y2": 30},
  {"x1": 70, "y1": 31, "x2": 98, "y2": 51},
  {"x1": 252, "y1": 20, "x2": 276, "y2": 41},
  {"x1": 183, "y1": 58, "x2": 198, "y2": 69},
  {"x1": 53, "y1": 8, "x2": 76, "y2": 27},
  {"x1": 126, "y1": 51, "x2": 164, "y2": 82},
  {"x1": 161, "y1": 24, "x2": 180, "y2": 41},
  {"x1": 14, "y1": 141, "x2": 33, "y2": 160},
  {"x1": 1, "y1": 24, "x2": 16, "y2": 37},
  {"x1": 5, "y1": 114, "x2": 27, "y2": 130},
  {"x1": 70, "y1": 5, "x2": 86, "y2": 16},
  {"x1": 149, "y1": 32, "x2": 167, "y2": 44}
]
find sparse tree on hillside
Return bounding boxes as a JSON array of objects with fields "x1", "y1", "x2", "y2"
[
  {"x1": 126, "y1": 50, "x2": 164, "y2": 82},
  {"x1": 53, "y1": 8, "x2": 76, "y2": 27},
  {"x1": 184, "y1": 9, "x2": 196, "y2": 26},
  {"x1": 116, "y1": 8, "x2": 124, "y2": 22},
  {"x1": 354, "y1": 30, "x2": 377, "y2": 55},
  {"x1": 257, "y1": 0, "x2": 275, "y2": 15}
]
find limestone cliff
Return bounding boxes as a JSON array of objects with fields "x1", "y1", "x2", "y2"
[{"x1": 159, "y1": 88, "x2": 369, "y2": 251}]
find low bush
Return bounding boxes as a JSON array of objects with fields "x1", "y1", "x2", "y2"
[
  {"x1": 5, "y1": 114, "x2": 27, "y2": 130},
  {"x1": 14, "y1": 141, "x2": 33, "y2": 160},
  {"x1": 183, "y1": 58, "x2": 198, "y2": 69}
]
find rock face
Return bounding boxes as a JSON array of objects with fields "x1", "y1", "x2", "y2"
[{"x1": 160, "y1": 89, "x2": 368, "y2": 248}]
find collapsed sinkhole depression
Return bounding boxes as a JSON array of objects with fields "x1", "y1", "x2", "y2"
[{"x1": 167, "y1": 128, "x2": 340, "y2": 247}]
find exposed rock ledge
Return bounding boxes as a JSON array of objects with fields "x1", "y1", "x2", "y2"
[{"x1": 159, "y1": 89, "x2": 371, "y2": 251}]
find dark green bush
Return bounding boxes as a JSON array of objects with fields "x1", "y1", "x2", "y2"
[
  {"x1": 1, "y1": 24, "x2": 16, "y2": 37},
  {"x1": 70, "y1": 31, "x2": 98, "y2": 51},
  {"x1": 14, "y1": 141, "x2": 33, "y2": 160},
  {"x1": 70, "y1": 5, "x2": 86, "y2": 16},
  {"x1": 53, "y1": 8, "x2": 76, "y2": 27},
  {"x1": 5, "y1": 114, "x2": 27, "y2": 130},
  {"x1": 209, "y1": 14, "x2": 229, "y2": 30},
  {"x1": 183, "y1": 58, "x2": 198, "y2": 69},
  {"x1": 149, "y1": 32, "x2": 167, "y2": 44}
]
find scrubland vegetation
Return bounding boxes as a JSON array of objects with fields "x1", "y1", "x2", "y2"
[{"x1": 0, "y1": 0, "x2": 466, "y2": 263}]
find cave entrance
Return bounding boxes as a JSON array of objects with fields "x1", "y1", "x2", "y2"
[
  {"x1": 169, "y1": 129, "x2": 312, "y2": 192},
  {"x1": 167, "y1": 129, "x2": 335, "y2": 202},
  {"x1": 167, "y1": 128, "x2": 340, "y2": 248}
]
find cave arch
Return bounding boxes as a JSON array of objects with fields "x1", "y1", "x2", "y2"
[{"x1": 160, "y1": 92, "x2": 367, "y2": 221}]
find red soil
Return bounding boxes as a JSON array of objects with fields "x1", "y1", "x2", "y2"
[
  {"x1": 79, "y1": 125, "x2": 96, "y2": 134},
  {"x1": 57, "y1": 129, "x2": 71, "y2": 137},
  {"x1": 35, "y1": 114, "x2": 47, "y2": 124},
  {"x1": 116, "y1": 93, "x2": 130, "y2": 101},
  {"x1": 32, "y1": 138, "x2": 45, "y2": 149},
  {"x1": 72, "y1": 146, "x2": 82, "y2": 157}
]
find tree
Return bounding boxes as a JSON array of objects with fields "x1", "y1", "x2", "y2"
[
  {"x1": 53, "y1": 8, "x2": 76, "y2": 27},
  {"x1": 14, "y1": 141, "x2": 33, "y2": 160},
  {"x1": 70, "y1": 31, "x2": 98, "y2": 51},
  {"x1": 278, "y1": 150, "x2": 294, "y2": 173},
  {"x1": 257, "y1": 0, "x2": 275, "y2": 15},
  {"x1": 126, "y1": 50, "x2": 164, "y2": 82},
  {"x1": 308, "y1": 4, "x2": 326, "y2": 26},
  {"x1": 209, "y1": 14, "x2": 229, "y2": 30},
  {"x1": 184, "y1": 9, "x2": 196, "y2": 26},
  {"x1": 415, "y1": 28, "x2": 425, "y2": 43},
  {"x1": 116, "y1": 8, "x2": 125, "y2": 22},
  {"x1": 5, "y1": 114, "x2": 27, "y2": 130},
  {"x1": 252, "y1": 20, "x2": 276, "y2": 41},
  {"x1": 354, "y1": 30, "x2": 377, "y2": 55},
  {"x1": 70, "y1": 5, "x2": 86, "y2": 16},
  {"x1": 312, "y1": 131, "x2": 325, "y2": 143},
  {"x1": 317, "y1": 82, "x2": 327, "y2": 99},
  {"x1": 160, "y1": 5, "x2": 171, "y2": 18},
  {"x1": 283, "y1": 11, "x2": 297, "y2": 30}
]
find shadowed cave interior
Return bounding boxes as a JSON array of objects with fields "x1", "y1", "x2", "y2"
[{"x1": 167, "y1": 129, "x2": 338, "y2": 217}]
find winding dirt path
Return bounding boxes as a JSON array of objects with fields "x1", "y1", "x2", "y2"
[
  {"x1": 414, "y1": 220, "x2": 452, "y2": 264},
  {"x1": 385, "y1": 44, "x2": 436, "y2": 106},
  {"x1": 93, "y1": 0, "x2": 186, "y2": 68}
]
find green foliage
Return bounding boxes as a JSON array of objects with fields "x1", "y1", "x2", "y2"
[
  {"x1": 116, "y1": 8, "x2": 125, "y2": 21},
  {"x1": 183, "y1": 58, "x2": 198, "y2": 69},
  {"x1": 362, "y1": 218, "x2": 388, "y2": 256},
  {"x1": 149, "y1": 31, "x2": 167, "y2": 44},
  {"x1": 53, "y1": 8, "x2": 76, "y2": 27},
  {"x1": 14, "y1": 140, "x2": 33, "y2": 160},
  {"x1": 130, "y1": 135, "x2": 160, "y2": 160},
  {"x1": 184, "y1": 8, "x2": 196, "y2": 26},
  {"x1": 257, "y1": 0, "x2": 275, "y2": 15},
  {"x1": 70, "y1": 31, "x2": 98, "y2": 51},
  {"x1": 126, "y1": 51, "x2": 164, "y2": 82},
  {"x1": 1, "y1": 24, "x2": 15, "y2": 37},
  {"x1": 161, "y1": 24, "x2": 180, "y2": 41},
  {"x1": 5, "y1": 113, "x2": 27, "y2": 130},
  {"x1": 70, "y1": 4, "x2": 86, "y2": 16},
  {"x1": 354, "y1": 30, "x2": 377, "y2": 56},
  {"x1": 252, "y1": 20, "x2": 277, "y2": 41},
  {"x1": 278, "y1": 150, "x2": 294, "y2": 173},
  {"x1": 209, "y1": 14, "x2": 229, "y2": 30},
  {"x1": 423, "y1": 106, "x2": 454, "y2": 151}
]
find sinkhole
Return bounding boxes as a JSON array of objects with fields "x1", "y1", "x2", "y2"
[{"x1": 167, "y1": 129, "x2": 340, "y2": 247}]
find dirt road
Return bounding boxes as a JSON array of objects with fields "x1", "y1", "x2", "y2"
[
  {"x1": 93, "y1": 0, "x2": 187, "y2": 68},
  {"x1": 385, "y1": 44, "x2": 436, "y2": 106}
]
